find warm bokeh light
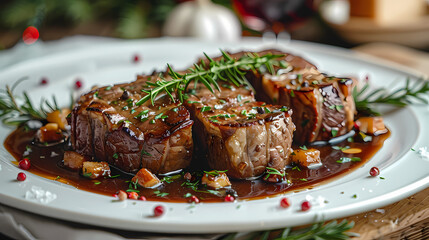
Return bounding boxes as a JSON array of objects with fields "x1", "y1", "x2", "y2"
[{"x1": 22, "y1": 26, "x2": 39, "y2": 45}]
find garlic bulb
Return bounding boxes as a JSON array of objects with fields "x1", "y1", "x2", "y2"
[{"x1": 163, "y1": 0, "x2": 242, "y2": 41}]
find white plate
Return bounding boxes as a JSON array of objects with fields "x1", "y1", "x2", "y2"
[{"x1": 0, "y1": 38, "x2": 428, "y2": 234}]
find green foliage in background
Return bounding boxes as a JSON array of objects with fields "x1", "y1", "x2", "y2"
[{"x1": 0, "y1": 0, "x2": 178, "y2": 38}]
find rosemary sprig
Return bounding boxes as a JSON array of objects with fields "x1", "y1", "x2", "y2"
[
  {"x1": 353, "y1": 78, "x2": 429, "y2": 116},
  {"x1": 0, "y1": 78, "x2": 59, "y2": 126},
  {"x1": 220, "y1": 220, "x2": 357, "y2": 240},
  {"x1": 135, "y1": 51, "x2": 286, "y2": 105}
]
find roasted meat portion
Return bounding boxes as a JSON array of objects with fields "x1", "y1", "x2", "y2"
[
  {"x1": 208, "y1": 50, "x2": 356, "y2": 144},
  {"x1": 69, "y1": 75, "x2": 193, "y2": 174},
  {"x1": 184, "y1": 83, "x2": 295, "y2": 179}
]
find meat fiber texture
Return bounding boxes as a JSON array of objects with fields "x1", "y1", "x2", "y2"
[
  {"x1": 184, "y1": 82, "x2": 295, "y2": 179},
  {"x1": 69, "y1": 75, "x2": 193, "y2": 174},
  {"x1": 217, "y1": 50, "x2": 357, "y2": 144}
]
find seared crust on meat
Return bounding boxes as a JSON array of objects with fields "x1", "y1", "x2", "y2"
[
  {"x1": 69, "y1": 76, "x2": 193, "y2": 174},
  {"x1": 184, "y1": 83, "x2": 295, "y2": 179}
]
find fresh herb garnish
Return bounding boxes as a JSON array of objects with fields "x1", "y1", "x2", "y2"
[
  {"x1": 299, "y1": 145, "x2": 308, "y2": 150},
  {"x1": 201, "y1": 106, "x2": 211, "y2": 112},
  {"x1": 161, "y1": 174, "x2": 181, "y2": 183},
  {"x1": 203, "y1": 169, "x2": 227, "y2": 177},
  {"x1": 0, "y1": 78, "x2": 60, "y2": 125},
  {"x1": 219, "y1": 220, "x2": 357, "y2": 240},
  {"x1": 135, "y1": 51, "x2": 285, "y2": 105},
  {"x1": 153, "y1": 190, "x2": 169, "y2": 197},
  {"x1": 336, "y1": 157, "x2": 361, "y2": 163},
  {"x1": 264, "y1": 167, "x2": 285, "y2": 180},
  {"x1": 353, "y1": 78, "x2": 429, "y2": 116},
  {"x1": 332, "y1": 146, "x2": 350, "y2": 151}
]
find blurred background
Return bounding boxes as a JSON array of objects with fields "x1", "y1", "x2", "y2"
[{"x1": 0, "y1": 0, "x2": 428, "y2": 73}]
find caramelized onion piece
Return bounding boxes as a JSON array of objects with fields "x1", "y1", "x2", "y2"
[
  {"x1": 82, "y1": 161, "x2": 111, "y2": 179},
  {"x1": 132, "y1": 168, "x2": 161, "y2": 188},
  {"x1": 201, "y1": 172, "x2": 231, "y2": 189},
  {"x1": 290, "y1": 148, "x2": 322, "y2": 168}
]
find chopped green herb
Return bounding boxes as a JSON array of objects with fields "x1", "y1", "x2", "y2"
[
  {"x1": 172, "y1": 107, "x2": 179, "y2": 112},
  {"x1": 162, "y1": 174, "x2": 181, "y2": 183},
  {"x1": 94, "y1": 181, "x2": 101, "y2": 185},
  {"x1": 237, "y1": 94, "x2": 242, "y2": 102},
  {"x1": 290, "y1": 90, "x2": 295, "y2": 97},
  {"x1": 55, "y1": 176, "x2": 61, "y2": 180},
  {"x1": 264, "y1": 167, "x2": 285, "y2": 180},
  {"x1": 154, "y1": 113, "x2": 163, "y2": 119},
  {"x1": 113, "y1": 153, "x2": 119, "y2": 159},
  {"x1": 299, "y1": 178, "x2": 308, "y2": 181},
  {"x1": 264, "y1": 107, "x2": 271, "y2": 113},
  {"x1": 108, "y1": 175, "x2": 120, "y2": 179},
  {"x1": 380, "y1": 177, "x2": 385, "y2": 180},
  {"x1": 184, "y1": 193, "x2": 192, "y2": 198},
  {"x1": 204, "y1": 170, "x2": 227, "y2": 177},
  {"x1": 300, "y1": 145, "x2": 308, "y2": 150},
  {"x1": 241, "y1": 110, "x2": 247, "y2": 115},
  {"x1": 105, "y1": 86, "x2": 112, "y2": 90},
  {"x1": 352, "y1": 194, "x2": 357, "y2": 199},
  {"x1": 331, "y1": 129, "x2": 338, "y2": 137},
  {"x1": 336, "y1": 157, "x2": 361, "y2": 163},
  {"x1": 130, "y1": 109, "x2": 136, "y2": 114},
  {"x1": 280, "y1": 106, "x2": 288, "y2": 112},
  {"x1": 187, "y1": 101, "x2": 201, "y2": 104},
  {"x1": 141, "y1": 149, "x2": 152, "y2": 156},
  {"x1": 219, "y1": 99, "x2": 226, "y2": 104},
  {"x1": 292, "y1": 166, "x2": 301, "y2": 172},
  {"x1": 153, "y1": 190, "x2": 169, "y2": 197},
  {"x1": 126, "y1": 189, "x2": 140, "y2": 193},
  {"x1": 201, "y1": 106, "x2": 211, "y2": 112},
  {"x1": 332, "y1": 146, "x2": 350, "y2": 151},
  {"x1": 150, "y1": 119, "x2": 155, "y2": 124}
]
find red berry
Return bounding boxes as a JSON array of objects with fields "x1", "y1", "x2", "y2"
[
  {"x1": 127, "y1": 192, "x2": 138, "y2": 200},
  {"x1": 138, "y1": 196, "x2": 147, "y2": 201},
  {"x1": 370, "y1": 167, "x2": 380, "y2": 177},
  {"x1": 224, "y1": 194, "x2": 235, "y2": 202},
  {"x1": 22, "y1": 26, "x2": 39, "y2": 45},
  {"x1": 17, "y1": 172, "x2": 26, "y2": 181},
  {"x1": 353, "y1": 121, "x2": 360, "y2": 131},
  {"x1": 133, "y1": 54, "x2": 140, "y2": 63},
  {"x1": 301, "y1": 200, "x2": 311, "y2": 211},
  {"x1": 117, "y1": 190, "x2": 127, "y2": 201},
  {"x1": 40, "y1": 78, "x2": 48, "y2": 85},
  {"x1": 280, "y1": 197, "x2": 290, "y2": 208},
  {"x1": 190, "y1": 195, "x2": 200, "y2": 203},
  {"x1": 75, "y1": 79, "x2": 83, "y2": 89},
  {"x1": 112, "y1": 194, "x2": 118, "y2": 198},
  {"x1": 154, "y1": 205, "x2": 164, "y2": 217},
  {"x1": 19, "y1": 158, "x2": 31, "y2": 170}
]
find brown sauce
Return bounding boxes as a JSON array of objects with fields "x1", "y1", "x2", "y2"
[{"x1": 4, "y1": 128, "x2": 390, "y2": 203}]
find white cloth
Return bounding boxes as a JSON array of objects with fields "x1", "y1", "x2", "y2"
[{"x1": 0, "y1": 204, "x2": 221, "y2": 240}]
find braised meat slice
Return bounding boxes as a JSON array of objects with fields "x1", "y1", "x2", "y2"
[
  {"x1": 207, "y1": 50, "x2": 356, "y2": 144},
  {"x1": 69, "y1": 75, "x2": 193, "y2": 174},
  {"x1": 261, "y1": 70, "x2": 356, "y2": 144},
  {"x1": 184, "y1": 83, "x2": 295, "y2": 179}
]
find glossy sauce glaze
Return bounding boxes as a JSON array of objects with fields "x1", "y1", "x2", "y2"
[{"x1": 5, "y1": 128, "x2": 390, "y2": 203}]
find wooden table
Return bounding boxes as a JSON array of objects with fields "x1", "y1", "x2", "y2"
[{"x1": 340, "y1": 44, "x2": 429, "y2": 239}]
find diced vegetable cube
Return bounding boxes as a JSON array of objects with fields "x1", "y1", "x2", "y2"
[
  {"x1": 290, "y1": 148, "x2": 321, "y2": 168},
  {"x1": 63, "y1": 151, "x2": 87, "y2": 169},
  {"x1": 356, "y1": 117, "x2": 387, "y2": 135},
  {"x1": 132, "y1": 168, "x2": 161, "y2": 188},
  {"x1": 201, "y1": 171, "x2": 231, "y2": 189},
  {"x1": 46, "y1": 108, "x2": 71, "y2": 130},
  {"x1": 37, "y1": 123, "x2": 63, "y2": 143},
  {"x1": 82, "y1": 161, "x2": 111, "y2": 179}
]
